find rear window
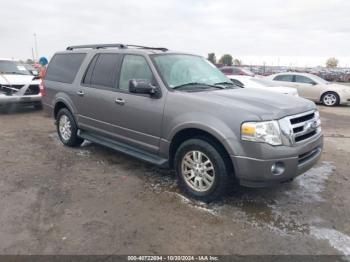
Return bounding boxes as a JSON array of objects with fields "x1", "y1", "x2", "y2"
[
  {"x1": 274, "y1": 74, "x2": 294, "y2": 82},
  {"x1": 46, "y1": 53, "x2": 86, "y2": 83}
]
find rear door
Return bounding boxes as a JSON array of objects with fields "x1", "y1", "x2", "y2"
[{"x1": 74, "y1": 53, "x2": 123, "y2": 132}]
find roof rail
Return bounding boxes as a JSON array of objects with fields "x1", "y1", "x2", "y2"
[
  {"x1": 66, "y1": 44, "x2": 168, "y2": 52},
  {"x1": 126, "y1": 45, "x2": 168, "y2": 52},
  {"x1": 66, "y1": 44, "x2": 127, "y2": 50}
]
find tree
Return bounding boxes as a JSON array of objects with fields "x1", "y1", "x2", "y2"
[
  {"x1": 219, "y1": 54, "x2": 233, "y2": 66},
  {"x1": 207, "y1": 53, "x2": 217, "y2": 64},
  {"x1": 326, "y1": 57, "x2": 338, "y2": 68},
  {"x1": 233, "y1": 59, "x2": 242, "y2": 66}
]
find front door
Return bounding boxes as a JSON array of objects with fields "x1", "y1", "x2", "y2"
[
  {"x1": 293, "y1": 75, "x2": 320, "y2": 100},
  {"x1": 110, "y1": 54, "x2": 165, "y2": 154}
]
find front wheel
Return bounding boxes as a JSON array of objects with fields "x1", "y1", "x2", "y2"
[
  {"x1": 56, "y1": 108, "x2": 84, "y2": 147},
  {"x1": 174, "y1": 139, "x2": 231, "y2": 202},
  {"x1": 322, "y1": 92, "x2": 340, "y2": 106}
]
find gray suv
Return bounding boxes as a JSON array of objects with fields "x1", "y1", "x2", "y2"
[{"x1": 42, "y1": 44, "x2": 323, "y2": 202}]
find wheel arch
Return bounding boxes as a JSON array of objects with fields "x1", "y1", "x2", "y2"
[{"x1": 168, "y1": 127, "x2": 234, "y2": 173}]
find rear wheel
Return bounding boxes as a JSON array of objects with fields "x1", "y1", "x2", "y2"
[
  {"x1": 174, "y1": 138, "x2": 230, "y2": 202},
  {"x1": 322, "y1": 92, "x2": 339, "y2": 106},
  {"x1": 56, "y1": 108, "x2": 84, "y2": 147}
]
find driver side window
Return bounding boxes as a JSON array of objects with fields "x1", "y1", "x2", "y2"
[{"x1": 119, "y1": 55, "x2": 153, "y2": 91}]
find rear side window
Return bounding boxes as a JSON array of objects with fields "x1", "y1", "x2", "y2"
[
  {"x1": 89, "y1": 54, "x2": 122, "y2": 88},
  {"x1": 274, "y1": 75, "x2": 294, "y2": 82},
  {"x1": 46, "y1": 53, "x2": 86, "y2": 83}
]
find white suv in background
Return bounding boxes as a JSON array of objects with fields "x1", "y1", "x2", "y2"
[
  {"x1": 267, "y1": 72, "x2": 350, "y2": 106},
  {"x1": 0, "y1": 59, "x2": 42, "y2": 110}
]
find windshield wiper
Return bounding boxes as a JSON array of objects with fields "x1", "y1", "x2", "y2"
[{"x1": 172, "y1": 82, "x2": 224, "y2": 90}]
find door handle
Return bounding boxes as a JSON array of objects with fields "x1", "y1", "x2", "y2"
[
  {"x1": 76, "y1": 90, "x2": 85, "y2": 97},
  {"x1": 115, "y1": 98, "x2": 125, "y2": 105}
]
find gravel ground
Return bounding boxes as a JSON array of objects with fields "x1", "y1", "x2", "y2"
[{"x1": 0, "y1": 104, "x2": 349, "y2": 255}]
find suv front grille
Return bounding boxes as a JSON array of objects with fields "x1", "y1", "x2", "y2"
[
  {"x1": 279, "y1": 110, "x2": 321, "y2": 146},
  {"x1": 289, "y1": 111, "x2": 321, "y2": 144}
]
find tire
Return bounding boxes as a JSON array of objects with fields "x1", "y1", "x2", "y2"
[
  {"x1": 56, "y1": 108, "x2": 84, "y2": 147},
  {"x1": 321, "y1": 92, "x2": 340, "y2": 107},
  {"x1": 174, "y1": 138, "x2": 231, "y2": 202}
]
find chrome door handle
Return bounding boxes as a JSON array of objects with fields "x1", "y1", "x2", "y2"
[
  {"x1": 115, "y1": 98, "x2": 125, "y2": 105},
  {"x1": 76, "y1": 90, "x2": 85, "y2": 96}
]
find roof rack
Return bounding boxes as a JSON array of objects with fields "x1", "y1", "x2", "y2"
[
  {"x1": 66, "y1": 44, "x2": 168, "y2": 52},
  {"x1": 66, "y1": 44, "x2": 127, "y2": 50},
  {"x1": 126, "y1": 45, "x2": 168, "y2": 52}
]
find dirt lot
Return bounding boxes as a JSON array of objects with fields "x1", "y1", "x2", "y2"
[{"x1": 0, "y1": 104, "x2": 349, "y2": 255}]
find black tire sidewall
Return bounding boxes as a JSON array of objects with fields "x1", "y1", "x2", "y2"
[
  {"x1": 174, "y1": 138, "x2": 229, "y2": 202},
  {"x1": 56, "y1": 108, "x2": 83, "y2": 147},
  {"x1": 322, "y1": 92, "x2": 339, "y2": 107}
]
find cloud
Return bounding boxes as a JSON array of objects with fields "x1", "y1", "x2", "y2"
[{"x1": 1, "y1": 0, "x2": 349, "y2": 66}]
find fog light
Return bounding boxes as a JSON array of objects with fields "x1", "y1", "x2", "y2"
[{"x1": 271, "y1": 162, "x2": 285, "y2": 176}]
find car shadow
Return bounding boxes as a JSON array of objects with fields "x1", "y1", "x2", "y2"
[{"x1": 0, "y1": 105, "x2": 42, "y2": 115}]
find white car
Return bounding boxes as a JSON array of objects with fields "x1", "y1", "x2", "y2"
[
  {"x1": 0, "y1": 59, "x2": 42, "y2": 109},
  {"x1": 267, "y1": 72, "x2": 350, "y2": 106},
  {"x1": 227, "y1": 75, "x2": 299, "y2": 97}
]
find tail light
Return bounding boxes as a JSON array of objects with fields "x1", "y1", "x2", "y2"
[{"x1": 40, "y1": 81, "x2": 46, "y2": 97}]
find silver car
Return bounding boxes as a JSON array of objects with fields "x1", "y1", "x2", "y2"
[
  {"x1": 0, "y1": 59, "x2": 42, "y2": 109},
  {"x1": 267, "y1": 72, "x2": 350, "y2": 106}
]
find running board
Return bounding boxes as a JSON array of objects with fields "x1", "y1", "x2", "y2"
[{"x1": 78, "y1": 130, "x2": 168, "y2": 167}]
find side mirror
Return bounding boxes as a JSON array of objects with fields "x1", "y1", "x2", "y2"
[{"x1": 129, "y1": 79, "x2": 159, "y2": 96}]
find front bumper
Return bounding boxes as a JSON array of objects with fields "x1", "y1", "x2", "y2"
[
  {"x1": 0, "y1": 94, "x2": 42, "y2": 106},
  {"x1": 231, "y1": 133, "x2": 323, "y2": 187}
]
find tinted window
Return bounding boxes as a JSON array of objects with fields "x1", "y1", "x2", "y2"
[
  {"x1": 295, "y1": 75, "x2": 315, "y2": 84},
  {"x1": 82, "y1": 55, "x2": 99, "y2": 85},
  {"x1": 46, "y1": 53, "x2": 86, "y2": 83},
  {"x1": 274, "y1": 75, "x2": 294, "y2": 82},
  {"x1": 119, "y1": 55, "x2": 153, "y2": 91},
  {"x1": 221, "y1": 68, "x2": 232, "y2": 74},
  {"x1": 90, "y1": 54, "x2": 122, "y2": 88}
]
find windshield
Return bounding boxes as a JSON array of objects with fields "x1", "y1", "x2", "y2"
[
  {"x1": 310, "y1": 74, "x2": 329, "y2": 85},
  {"x1": 0, "y1": 60, "x2": 31, "y2": 75},
  {"x1": 152, "y1": 54, "x2": 231, "y2": 90}
]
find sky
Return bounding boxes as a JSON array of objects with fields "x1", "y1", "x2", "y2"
[{"x1": 1, "y1": 0, "x2": 350, "y2": 67}]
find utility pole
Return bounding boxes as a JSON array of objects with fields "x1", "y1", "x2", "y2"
[
  {"x1": 33, "y1": 33, "x2": 38, "y2": 60},
  {"x1": 31, "y1": 48, "x2": 35, "y2": 61}
]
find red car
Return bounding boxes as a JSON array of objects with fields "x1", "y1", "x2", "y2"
[{"x1": 219, "y1": 66, "x2": 255, "y2": 76}]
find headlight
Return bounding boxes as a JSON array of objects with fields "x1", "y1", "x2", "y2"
[{"x1": 241, "y1": 120, "x2": 282, "y2": 146}]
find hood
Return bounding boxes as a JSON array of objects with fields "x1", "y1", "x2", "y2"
[
  {"x1": 0, "y1": 74, "x2": 40, "y2": 85},
  {"x1": 326, "y1": 83, "x2": 350, "y2": 91},
  {"x1": 189, "y1": 88, "x2": 315, "y2": 120}
]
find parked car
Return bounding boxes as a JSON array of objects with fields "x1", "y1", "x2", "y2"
[
  {"x1": 267, "y1": 72, "x2": 350, "y2": 106},
  {"x1": 43, "y1": 44, "x2": 323, "y2": 202},
  {"x1": 219, "y1": 66, "x2": 255, "y2": 76},
  {"x1": 0, "y1": 59, "x2": 42, "y2": 109},
  {"x1": 227, "y1": 75, "x2": 299, "y2": 97}
]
